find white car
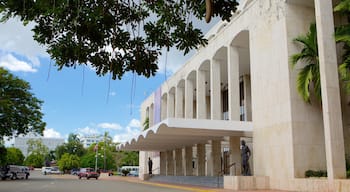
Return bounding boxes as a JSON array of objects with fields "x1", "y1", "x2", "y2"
[
  {"x1": 50, "y1": 167, "x2": 63, "y2": 174},
  {"x1": 42, "y1": 167, "x2": 52, "y2": 175}
]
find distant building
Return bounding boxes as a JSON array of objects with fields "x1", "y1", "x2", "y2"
[
  {"x1": 79, "y1": 135, "x2": 103, "y2": 148},
  {"x1": 14, "y1": 135, "x2": 64, "y2": 157}
]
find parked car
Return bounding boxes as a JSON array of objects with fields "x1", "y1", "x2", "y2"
[
  {"x1": 78, "y1": 168, "x2": 99, "y2": 180},
  {"x1": 1, "y1": 165, "x2": 30, "y2": 180},
  {"x1": 50, "y1": 167, "x2": 63, "y2": 174},
  {"x1": 71, "y1": 168, "x2": 79, "y2": 175},
  {"x1": 42, "y1": 167, "x2": 52, "y2": 175}
]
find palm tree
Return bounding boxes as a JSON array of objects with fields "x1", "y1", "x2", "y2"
[
  {"x1": 143, "y1": 117, "x2": 149, "y2": 131},
  {"x1": 290, "y1": 23, "x2": 321, "y2": 104},
  {"x1": 335, "y1": 0, "x2": 350, "y2": 93}
]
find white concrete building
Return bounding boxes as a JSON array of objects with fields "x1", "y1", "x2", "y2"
[
  {"x1": 14, "y1": 136, "x2": 64, "y2": 157},
  {"x1": 119, "y1": 0, "x2": 350, "y2": 191},
  {"x1": 80, "y1": 135, "x2": 104, "y2": 148}
]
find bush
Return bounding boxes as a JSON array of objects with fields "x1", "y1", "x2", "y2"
[
  {"x1": 305, "y1": 170, "x2": 327, "y2": 178},
  {"x1": 121, "y1": 169, "x2": 130, "y2": 176}
]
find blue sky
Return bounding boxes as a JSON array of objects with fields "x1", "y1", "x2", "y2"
[{"x1": 0, "y1": 17, "x2": 218, "y2": 145}]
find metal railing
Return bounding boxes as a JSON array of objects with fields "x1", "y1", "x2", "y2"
[{"x1": 217, "y1": 162, "x2": 238, "y2": 188}]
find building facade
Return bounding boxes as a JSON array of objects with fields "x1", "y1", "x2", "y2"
[
  {"x1": 14, "y1": 136, "x2": 64, "y2": 157},
  {"x1": 79, "y1": 135, "x2": 104, "y2": 148},
  {"x1": 119, "y1": 0, "x2": 350, "y2": 191}
]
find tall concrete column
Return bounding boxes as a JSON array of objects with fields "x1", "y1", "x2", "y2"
[
  {"x1": 197, "y1": 70, "x2": 206, "y2": 119},
  {"x1": 175, "y1": 86, "x2": 184, "y2": 118},
  {"x1": 160, "y1": 152, "x2": 167, "y2": 175},
  {"x1": 229, "y1": 136, "x2": 241, "y2": 175},
  {"x1": 149, "y1": 104, "x2": 154, "y2": 127},
  {"x1": 243, "y1": 75, "x2": 252, "y2": 121},
  {"x1": 185, "y1": 146, "x2": 193, "y2": 176},
  {"x1": 185, "y1": 79, "x2": 194, "y2": 119},
  {"x1": 211, "y1": 140, "x2": 221, "y2": 176},
  {"x1": 167, "y1": 92, "x2": 175, "y2": 118},
  {"x1": 161, "y1": 95, "x2": 167, "y2": 121},
  {"x1": 166, "y1": 150, "x2": 174, "y2": 176},
  {"x1": 211, "y1": 59, "x2": 221, "y2": 120},
  {"x1": 175, "y1": 148, "x2": 183, "y2": 175},
  {"x1": 197, "y1": 143, "x2": 206, "y2": 176},
  {"x1": 315, "y1": 0, "x2": 346, "y2": 179},
  {"x1": 228, "y1": 45, "x2": 240, "y2": 121}
]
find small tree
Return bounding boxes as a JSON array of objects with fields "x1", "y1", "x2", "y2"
[
  {"x1": 57, "y1": 153, "x2": 80, "y2": 173},
  {"x1": 6, "y1": 147, "x2": 25, "y2": 165},
  {"x1": 290, "y1": 23, "x2": 321, "y2": 104},
  {"x1": 335, "y1": 0, "x2": 350, "y2": 93},
  {"x1": 26, "y1": 139, "x2": 49, "y2": 167},
  {"x1": 24, "y1": 153, "x2": 44, "y2": 168},
  {"x1": 143, "y1": 117, "x2": 149, "y2": 130}
]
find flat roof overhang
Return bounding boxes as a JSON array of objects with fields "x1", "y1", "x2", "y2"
[{"x1": 117, "y1": 118, "x2": 253, "y2": 151}]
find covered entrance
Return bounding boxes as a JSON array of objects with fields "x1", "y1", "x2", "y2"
[{"x1": 118, "y1": 118, "x2": 253, "y2": 181}]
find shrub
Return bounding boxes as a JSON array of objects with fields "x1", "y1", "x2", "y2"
[
  {"x1": 121, "y1": 169, "x2": 130, "y2": 176},
  {"x1": 305, "y1": 170, "x2": 327, "y2": 178}
]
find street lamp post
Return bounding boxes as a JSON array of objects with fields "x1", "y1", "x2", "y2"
[{"x1": 104, "y1": 132, "x2": 106, "y2": 171}]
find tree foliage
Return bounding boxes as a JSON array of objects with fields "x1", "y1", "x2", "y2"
[
  {"x1": 335, "y1": 0, "x2": 350, "y2": 93},
  {"x1": 291, "y1": 0, "x2": 350, "y2": 104},
  {"x1": 0, "y1": 67, "x2": 46, "y2": 139},
  {"x1": 290, "y1": 23, "x2": 321, "y2": 104},
  {"x1": 55, "y1": 133, "x2": 86, "y2": 160},
  {"x1": 24, "y1": 153, "x2": 44, "y2": 168},
  {"x1": 6, "y1": 147, "x2": 25, "y2": 165},
  {"x1": 27, "y1": 138, "x2": 49, "y2": 157},
  {"x1": 81, "y1": 142, "x2": 115, "y2": 170},
  {"x1": 114, "y1": 151, "x2": 139, "y2": 167},
  {"x1": 57, "y1": 153, "x2": 80, "y2": 172},
  {"x1": 143, "y1": 117, "x2": 149, "y2": 130},
  {"x1": 0, "y1": 0, "x2": 238, "y2": 80}
]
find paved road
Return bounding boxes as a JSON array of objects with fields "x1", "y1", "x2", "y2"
[{"x1": 0, "y1": 170, "x2": 199, "y2": 192}]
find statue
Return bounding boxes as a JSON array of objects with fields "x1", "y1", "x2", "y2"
[
  {"x1": 148, "y1": 157, "x2": 153, "y2": 175},
  {"x1": 240, "y1": 140, "x2": 251, "y2": 176}
]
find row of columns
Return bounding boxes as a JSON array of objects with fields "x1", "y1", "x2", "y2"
[
  {"x1": 158, "y1": 137, "x2": 242, "y2": 177},
  {"x1": 155, "y1": 46, "x2": 243, "y2": 124}
]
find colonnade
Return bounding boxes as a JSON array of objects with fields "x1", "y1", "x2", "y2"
[
  {"x1": 157, "y1": 136, "x2": 245, "y2": 177},
  {"x1": 144, "y1": 35, "x2": 252, "y2": 128}
]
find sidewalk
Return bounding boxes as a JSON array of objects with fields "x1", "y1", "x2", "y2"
[{"x1": 100, "y1": 175, "x2": 289, "y2": 192}]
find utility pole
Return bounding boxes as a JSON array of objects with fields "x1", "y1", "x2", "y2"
[
  {"x1": 104, "y1": 132, "x2": 107, "y2": 171},
  {"x1": 94, "y1": 135, "x2": 98, "y2": 172}
]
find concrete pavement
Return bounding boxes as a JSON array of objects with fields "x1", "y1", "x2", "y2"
[{"x1": 96, "y1": 174, "x2": 290, "y2": 192}]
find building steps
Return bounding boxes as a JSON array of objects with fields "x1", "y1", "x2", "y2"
[{"x1": 148, "y1": 175, "x2": 223, "y2": 188}]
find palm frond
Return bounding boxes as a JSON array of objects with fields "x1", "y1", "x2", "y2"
[
  {"x1": 291, "y1": 22, "x2": 320, "y2": 104},
  {"x1": 334, "y1": 0, "x2": 350, "y2": 13},
  {"x1": 335, "y1": 24, "x2": 350, "y2": 43},
  {"x1": 297, "y1": 64, "x2": 314, "y2": 103},
  {"x1": 339, "y1": 62, "x2": 350, "y2": 93}
]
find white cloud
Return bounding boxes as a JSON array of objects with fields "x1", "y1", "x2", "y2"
[
  {"x1": 0, "y1": 18, "x2": 48, "y2": 69},
  {"x1": 98, "y1": 122, "x2": 122, "y2": 130},
  {"x1": 112, "y1": 119, "x2": 142, "y2": 143},
  {"x1": 77, "y1": 126, "x2": 99, "y2": 136},
  {"x1": 128, "y1": 119, "x2": 141, "y2": 128},
  {"x1": 43, "y1": 128, "x2": 62, "y2": 138},
  {"x1": 0, "y1": 53, "x2": 37, "y2": 72},
  {"x1": 113, "y1": 126, "x2": 141, "y2": 143}
]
